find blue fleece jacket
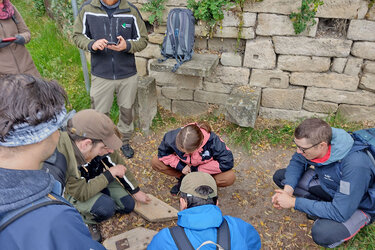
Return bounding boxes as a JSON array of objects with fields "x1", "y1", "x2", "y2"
[
  {"x1": 285, "y1": 128, "x2": 375, "y2": 222},
  {"x1": 0, "y1": 168, "x2": 105, "y2": 250},
  {"x1": 147, "y1": 204, "x2": 261, "y2": 249}
]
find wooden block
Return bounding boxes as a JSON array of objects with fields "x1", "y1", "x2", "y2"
[
  {"x1": 134, "y1": 194, "x2": 178, "y2": 222},
  {"x1": 102, "y1": 227, "x2": 157, "y2": 250}
]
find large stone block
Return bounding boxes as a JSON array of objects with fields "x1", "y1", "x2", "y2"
[
  {"x1": 303, "y1": 100, "x2": 338, "y2": 114},
  {"x1": 290, "y1": 72, "x2": 359, "y2": 91},
  {"x1": 331, "y1": 58, "x2": 347, "y2": 73},
  {"x1": 203, "y1": 81, "x2": 233, "y2": 94},
  {"x1": 249, "y1": 69, "x2": 289, "y2": 89},
  {"x1": 172, "y1": 100, "x2": 209, "y2": 116},
  {"x1": 225, "y1": 86, "x2": 261, "y2": 128},
  {"x1": 206, "y1": 65, "x2": 250, "y2": 85},
  {"x1": 337, "y1": 104, "x2": 375, "y2": 122},
  {"x1": 256, "y1": 14, "x2": 317, "y2": 37},
  {"x1": 316, "y1": 0, "x2": 368, "y2": 19},
  {"x1": 222, "y1": 11, "x2": 256, "y2": 27},
  {"x1": 259, "y1": 107, "x2": 327, "y2": 121},
  {"x1": 360, "y1": 73, "x2": 375, "y2": 92},
  {"x1": 196, "y1": 26, "x2": 255, "y2": 40},
  {"x1": 165, "y1": 0, "x2": 187, "y2": 6},
  {"x1": 243, "y1": 38, "x2": 276, "y2": 69},
  {"x1": 148, "y1": 33, "x2": 164, "y2": 45},
  {"x1": 243, "y1": 12, "x2": 257, "y2": 27},
  {"x1": 195, "y1": 37, "x2": 208, "y2": 50},
  {"x1": 344, "y1": 57, "x2": 363, "y2": 77},
  {"x1": 161, "y1": 87, "x2": 194, "y2": 100},
  {"x1": 261, "y1": 87, "x2": 304, "y2": 111},
  {"x1": 134, "y1": 77, "x2": 157, "y2": 133},
  {"x1": 154, "y1": 25, "x2": 167, "y2": 34},
  {"x1": 244, "y1": 0, "x2": 300, "y2": 14},
  {"x1": 278, "y1": 55, "x2": 330, "y2": 72},
  {"x1": 220, "y1": 52, "x2": 242, "y2": 67},
  {"x1": 305, "y1": 87, "x2": 375, "y2": 106},
  {"x1": 368, "y1": 4, "x2": 375, "y2": 20},
  {"x1": 135, "y1": 43, "x2": 161, "y2": 59},
  {"x1": 194, "y1": 90, "x2": 229, "y2": 104},
  {"x1": 157, "y1": 94, "x2": 172, "y2": 111},
  {"x1": 273, "y1": 37, "x2": 352, "y2": 57},
  {"x1": 364, "y1": 61, "x2": 375, "y2": 73},
  {"x1": 149, "y1": 69, "x2": 203, "y2": 89},
  {"x1": 134, "y1": 3, "x2": 151, "y2": 22},
  {"x1": 208, "y1": 38, "x2": 245, "y2": 53},
  {"x1": 352, "y1": 42, "x2": 375, "y2": 60},
  {"x1": 347, "y1": 20, "x2": 375, "y2": 41},
  {"x1": 135, "y1": 57, "x2": 148, "y2": 76}
]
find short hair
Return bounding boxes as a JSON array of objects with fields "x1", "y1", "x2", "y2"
[
  {"x1": 0, "y1": 74, "x2": 67, "y2": 142},
  {"x1": 176, "y1": 122, "x2": 211, "y2": 153},
  {"x1": 294, "y1": 118, "x2": 332, "y2": 145},
  {"x1": 180, "y1": 185, "x2": 218, "y2": 208}
]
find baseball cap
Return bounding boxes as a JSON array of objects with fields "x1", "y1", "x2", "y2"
[
  {"x1": 180, "y1": 172, "x2": 218, "y2": 199},
  {"x1": 69, "y1": 109, "x2": 122, "y2": 150}
]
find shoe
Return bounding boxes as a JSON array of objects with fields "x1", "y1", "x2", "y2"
[
  {"x1": 170, "y1": 177, "x2": 183, "y2": 195},
  {"x1": 87, "y1": 224, "x2": 102, "y2": 242},
  {"x1": 121, "y1": 144, "x2": 134, "y2": 159},
  {"x1": 306, "y1": 214, "x2": 319, "y2": 221}
]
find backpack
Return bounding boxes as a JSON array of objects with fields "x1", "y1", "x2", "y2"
[
  {"x1": 159, "y1": 8, "x2": 195, "y2": 72},
  {"x1": 0, "y1": 193, "x2": 71, "y2": 231},
  {"x1": 351, "y1": 128, "x2": 375, "y2": 166},
  {"x1": 169, "y1": 218, "x2": 230, "y2": 250}
]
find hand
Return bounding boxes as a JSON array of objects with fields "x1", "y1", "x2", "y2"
[
  {"x1": 107, "y1": 35, "x2": 127, "y2": 51},
  {"x1": 15, "y1": 35, "x2": 25, "y2": 45},
  {"x1": 133, "y1": 191, "x2": 151, "y2": 204},
  {"x1": 92, "y1": 38, "x2": 108, "y2": 51},
  {"x1": 182, "y1": 165, "x2": 191, "y2": 175},
  {"x1": 272, "y1": 189, "x2": 296, "y2": 209},
  {"x1": 108, "y1": 164, "x2": 127, "y2": 178},
  {"x1": 284, "y1": 185, "x2": 294, "y2": 196}
]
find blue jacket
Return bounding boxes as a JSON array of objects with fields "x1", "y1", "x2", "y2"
[
  {"x1": 0, "y1": 168, "x2": 105, "y2": 250},
  {"x1": 285, "y1": 128, "x2": 375, "y2": 222},
  {"x1": 147, "y1": 204, "x2": 261, "y2": 249}
]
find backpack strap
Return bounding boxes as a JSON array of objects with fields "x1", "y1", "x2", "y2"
[
  {"x1": 0, "y1": 193, "x2": 71, "y2": 232},
  {"x1": 169, "y1": 225, "x2": 194, "y2": 250},
  {"x1": 217, "y1": 218, "x2": 231, "y2": 250}
]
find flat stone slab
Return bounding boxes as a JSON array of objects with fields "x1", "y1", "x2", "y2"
[
  {"x1": 134, "y1": 194, "x2": 178, "y2": 222},
  {"x1": 150, "y1": 53, "x2": 219, "y2": 77},
  {"x1": 102, "y1": 227, "x2": 157, "y2": 250}
]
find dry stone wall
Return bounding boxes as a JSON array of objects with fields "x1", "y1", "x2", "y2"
[{"x1": 132, "y1": 0, "x2": 375, "y2": 123}]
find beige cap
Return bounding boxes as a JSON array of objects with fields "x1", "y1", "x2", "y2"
[
  {"x1": 70, "y1": 109, "x2": 122, "y2": 150},
  {"x1": 180, "y1": 172, "x2": 218, "y2": 199}
]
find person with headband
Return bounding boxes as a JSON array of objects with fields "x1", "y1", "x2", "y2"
[
  {"x1": 0, "y1": 74, "x2": 104, "y2": 249},
  {"x1": 151, "y1": 122, "x2": 235, "y2": 195}
]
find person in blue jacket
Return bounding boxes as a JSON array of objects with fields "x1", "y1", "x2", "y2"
[
  {"x1": 148, "y1": 172, "x2": 261, "y2": 249},
  {"x1": 272, "y1": 118, "x2": 375, "y2": 248},
  {"x1": 0, "y1": 74, "x2": 105, "y2": 250}
]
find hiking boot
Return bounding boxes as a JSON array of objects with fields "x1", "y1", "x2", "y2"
[
  {"x1": 121, "y1": 144, "x2": 134, "y2": 159},
  {"x1": 170, "y1": 177, "x2": 183, "y2": 195},
  {"x1": 306, "y1": 214, "x2": 319, "y2": 221},
  {"x1": 87, "y1": 224, "x2": 102, "y2": 242}
]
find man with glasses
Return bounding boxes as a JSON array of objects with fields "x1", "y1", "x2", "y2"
[{"x1": 272, "y1": 118, "x2": 375, "y2": 248}]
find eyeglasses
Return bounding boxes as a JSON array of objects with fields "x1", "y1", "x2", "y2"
[{"x1": 293, "y1": 140, "x2": 321, "y2": 153}]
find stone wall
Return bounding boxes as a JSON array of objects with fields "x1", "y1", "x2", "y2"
[{"x1": 133, "y1": 0, "x2": 375, "y2": 123}]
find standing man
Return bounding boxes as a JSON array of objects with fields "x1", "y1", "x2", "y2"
[
  {"x1": 56, "y1": 109, "x2": 150, "y2": 242},
  {"x1": 0, "y1": 74, "x2": 104, "y2": 249},
  {"x1": 73, "y1": 0, "x2": 148, "y2": 158},
  {"x1": 272, "y1": 118, "x2": 375, "y2": 248},
  {"x1": 148, "y1": 172, "x2": 261, "y2": 249}
]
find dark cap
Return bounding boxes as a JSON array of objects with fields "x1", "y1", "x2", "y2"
[
  {"x1": 70, "y1": 109, "x2": 122, "y2": 150},
  {"x1": 180, "y1": 172, "x2": 217, "y2": 199}
]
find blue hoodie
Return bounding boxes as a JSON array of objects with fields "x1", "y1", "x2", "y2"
[
  {"x1": 147, "y1": 204, "x2": 261, "y2": 249},
  {"x1": 286, "y1": 128, "x2": 375, "y2": 222},
  {"x1": 0, "y1": 168, "x2": 105, "y2": 250}
]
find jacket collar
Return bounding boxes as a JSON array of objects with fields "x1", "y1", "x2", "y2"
[{"x1": 91, "y1": 0, "x2": 131, "y2": 12}]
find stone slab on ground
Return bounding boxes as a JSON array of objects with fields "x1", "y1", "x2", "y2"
[
  {"x1": 150, "y1": 54, "x2": 219, "y2": 77},
  {"x1": 134, "y1": 194, "x2": 178, "y2": 222},
  {"x1": 102, "y1": 227, "x2": 157, "y2": 250}
]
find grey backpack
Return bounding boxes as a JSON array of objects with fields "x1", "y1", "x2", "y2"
[{"x1": 159, "y1": 8, "x2": 195, "y2": 72}]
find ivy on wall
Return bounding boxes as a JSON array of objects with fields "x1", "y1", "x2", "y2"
[
  {"x1": 141, "y1": 0, "x2": 167, "y2": 26},
  {"x1": 290, "y1": 0, "x2": 324, "y2": 34}
]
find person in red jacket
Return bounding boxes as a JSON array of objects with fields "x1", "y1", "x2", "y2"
[{"x1": 151, "y1": 123, "x2": 235, "y2": 195}]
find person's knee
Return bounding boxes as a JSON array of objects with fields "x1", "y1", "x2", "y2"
[
  {"x1": 273, "y1": 169, "x2": 286, "y2": 188},
  {"x1": 90, "y1": 195, "x2": 116, "y2": 222},
  {"x1": 311, "y1": 219, "x2": 350, "y2": 248},
  {"x1": 215, "y1": 170, "x2": 236, "y2": 187},
  {"x1": 118, "y1": 195, "x2": 135, "y2": 214},
  {"x1": 151, "y1": 156, "x2": 162, "y2": 171}
]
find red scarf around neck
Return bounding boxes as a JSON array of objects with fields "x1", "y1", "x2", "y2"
[{"x1": 0, "y1": 0, "x2": 14, "y2": 20}]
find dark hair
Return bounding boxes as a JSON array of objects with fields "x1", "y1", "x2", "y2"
[
  {"x1": 180, "y1": 185, "x2": 218, "y2": 208},
  {"x1": 294, "y1": 118, "x2": 332, "y2": 145},
  {"x1": 176, "y1": 122, "x2": 212, "y2": 153},
  {"x1": 66, "y1": 119, "x2": 102, "y2": 146},
  {"x1": 0, "y1": 74, "x2": 67, "y2": 142}
]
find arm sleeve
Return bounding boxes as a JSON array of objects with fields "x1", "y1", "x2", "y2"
[
  {"x1": 72, "y1": 7, "x2": 95, "y2": 51},
  {"x1": 158, "y1": 133, "x2": 186, "y2": 172},
  {"x1": 127, "y1": 6, "x2": 148, "y2": 54},
  {"x1": 65, "y1": 173, "x2": 109, "y2": 202},
  {"x1": 295, "y1": 151, "x2": 373, "y2": 222},
  {"x1": 210, "y1": 133, "x2": 234, "y2": 172},
  {"x1": 225, "y1": 216, "x2": 261, "y2": 250},
  {"x1": 13, "y1": 6, "x2": 31, "y2": 43},
  {"x1": 284, "y1": 153, "x2": 308, "y2": 190},
  {"x1": 111, "y1": 151, "x2": 140, "y2": 194}
]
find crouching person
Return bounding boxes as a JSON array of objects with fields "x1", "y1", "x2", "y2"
[
  {"x1": 56, "y1": 109, "x2": 150, "y2": 242},
  {"x1": 148, "y1": 172, "x2": 261, "y2": 249}
]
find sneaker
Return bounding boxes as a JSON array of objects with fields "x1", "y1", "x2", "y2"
[
  {"x1": 170, "y1": 177, "x2": 183, "y2": 195},
  {"x1": 87, "y1": 224, "x2": 102, "y2": 242},
  {"x1": 121, "y1": 144, "x2": 134, "y2": 159},
  {"x1": 306, "y1": 214, "x2": 319, "y2": 221}
]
